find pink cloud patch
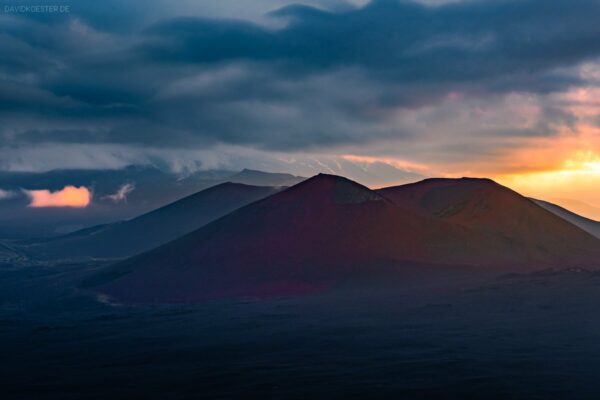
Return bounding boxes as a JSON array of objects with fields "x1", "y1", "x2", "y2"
[{"x1": 26, "y1": 185, "x2": 92, "y2": 208}]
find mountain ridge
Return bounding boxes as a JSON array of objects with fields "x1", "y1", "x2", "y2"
[
  {"x1": 228, "y1": 169, "x2": 305, "y2": 187},
  {"x1": 86, "y1": 174, "x2": 600, "y2": 303},
  {"x1": 18, "y1": 182, "x2": 280, "y2": 260}
]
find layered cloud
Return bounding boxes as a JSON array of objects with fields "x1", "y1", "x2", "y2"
[
  {"x1": 0, "y1": 0, "x2": 599, "y2": 186},
  {"x1": 0, "y1": 189, "x2": 17, "y2": 200},
  {"x1": 25, "y1": 186, "x2": 92, "y2": 208},
  {"x1": 103, "y1": 183, "x2": 135, "y2": 203}
]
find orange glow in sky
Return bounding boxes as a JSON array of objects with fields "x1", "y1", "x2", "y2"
[
  {"x1": 26, "y1": 186, "x2": 92, "y2": 208},
  {"x1": 344, "y1": 142, "x2": 600, "y2": 220},
  {"x1": 496, "y1": 150, "x2": 600, "y2": 219}
]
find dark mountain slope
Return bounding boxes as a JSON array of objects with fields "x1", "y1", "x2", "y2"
[{"x1": 19, "y1": 183, "x2": 280, "y2": 260}]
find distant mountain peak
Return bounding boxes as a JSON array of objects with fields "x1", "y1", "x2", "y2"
[
  {"x1": 239, "y1": 168, "x2": 269, "y2": 174},
  {"x1": 228, "y1": 169, "x2": 305, "y2": 187},
  {"x1": 207, "y1": 181, "x2": 260, "y2": 190},
  {"x1": 234, "y1": 168, "x2": 299, "y2": 178}
]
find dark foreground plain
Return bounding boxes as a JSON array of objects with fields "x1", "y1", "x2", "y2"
[{"x1": 3, "y1": 260, "x2": 600, "y2": 400}]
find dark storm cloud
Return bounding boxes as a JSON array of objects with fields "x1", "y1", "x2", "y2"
[
  {"x1": 1, "y1": 0, "x2": 600, "y2": 155},
  {"x1": 140, "y1": 0, "x2": 600, "y2": 89}
]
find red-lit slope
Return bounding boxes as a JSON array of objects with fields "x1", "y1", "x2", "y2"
[
  {"x1": 87, "y1": 175, "x2": 600, "y2": 302},
  {"x1": 378, "y1": 177, "x2": 600, "y2": 267}
]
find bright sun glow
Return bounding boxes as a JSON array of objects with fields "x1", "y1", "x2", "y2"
[
  {"x1": 497, "y1": 150, "x2": 600, "y2": 219},
  {"x1": 562, "y1": 150, "x2": 600, "y2": 173}
]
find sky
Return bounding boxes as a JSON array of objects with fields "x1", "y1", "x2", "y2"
[{"x1": 1, "y1": 0, "x2": 600, "y2": 211}]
